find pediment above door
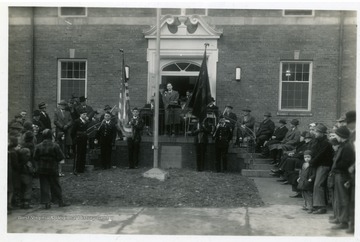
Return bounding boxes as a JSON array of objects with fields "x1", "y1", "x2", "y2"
[{"x1": 144, "y1": 15, "x2": 223, "y2": 39}]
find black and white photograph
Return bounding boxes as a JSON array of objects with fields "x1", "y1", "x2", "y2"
[{"x1": 2, "y1": 1, "x2": 359, "y2": 242}]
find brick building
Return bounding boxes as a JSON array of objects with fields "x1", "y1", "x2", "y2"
[{"x1": 8, "y1": 7, "x2": 357, "y2": 131}]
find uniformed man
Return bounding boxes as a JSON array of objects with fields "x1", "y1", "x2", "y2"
[{"x1": 213, "y1": 116, "x2": 232, "y2": 172}]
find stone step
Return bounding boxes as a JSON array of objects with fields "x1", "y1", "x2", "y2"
[
  {"x1": 241, "y1": 169, "x2": 273, "y2": 178},
  {"x1": 250, "y1": 163, "x2": 273, "y2": 170}
]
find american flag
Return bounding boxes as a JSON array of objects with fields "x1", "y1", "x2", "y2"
[{"x1": 118, "y1": 50, "x2": 132, "y2": 137}]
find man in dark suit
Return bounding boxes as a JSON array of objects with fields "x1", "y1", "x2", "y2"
[
  {"x1": 71, "y1": 110, "x2": 89, "y2": 174},
  {"x1": 255, "y1": 112, "x2": 275, "y2": 152},
  {"x1": 127, "y1": 107, "x2": 144, "y2": 169},
  {"x1": 213, "y1": 116, "x2": 232, "y2": 172},
  {"x1": 38, "y1": 102, "x2": 52, "y2": 130},
  {"x1": 162, "y1": 83, "x2": 181, "y2": 136},
  {"x1": 54, "y1": 100, "x2": 73, "y2": 158},
  {"x1": 261, "y1": 119, "x2": 289, "y2": 157},
  {"x1": 95, "y1": 111, "x2": 117, "y2": 169}
]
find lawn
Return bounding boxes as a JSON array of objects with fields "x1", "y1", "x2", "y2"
[{"x1": 57, "y1": 167, "x2": 264, "y2": 207}]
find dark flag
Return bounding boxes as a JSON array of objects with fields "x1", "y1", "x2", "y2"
[{"x1": 187, "y1": 49, "x2": 212, "y2": 122}]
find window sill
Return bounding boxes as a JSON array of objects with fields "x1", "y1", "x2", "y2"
[{"x1": 276, "y1": 111, "x2": 313, "y2": 117}]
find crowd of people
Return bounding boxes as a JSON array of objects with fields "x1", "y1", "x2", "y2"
[
  {"x1": 7, "y1": 96, "x2": 145, "y2": 212},
  {"x1": 257, "y1": 111, "x2": 356, "y2": 234},
  {"x1": 7, "y1": 85, "x2": 356, "y2": 234}
]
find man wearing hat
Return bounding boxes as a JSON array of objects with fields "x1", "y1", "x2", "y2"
[
  {"x1": 75, "y1": 96, "x2": 96, "y2": 121},
  {"x1": 261, "y1": 119, "x2": 288, "y2": 157},
  {"x1": 234, "y1": 107, "x2": 256, "y2": 147},
  {"x1": 38, "y1": 102, "x2": 52, "y2": 130},
  {"x1": 268, "y1": 119, "x2": 301, "y2": 165},
  {"x1": 223, "y1": 105, "x2": 237, "y2": 143},
  {"x1": 71, "y1": 110, "x2": 89, "y2": 174},
  {"x1": 308, "y1": 123, "x2": 334, "y2": 214},
  {"x1": 127, "y1": 107, "x2": 144, "y2": 169},
  {"x1": 213, "y1": 116, "x2": 232, "y2": 172},
  {"x1": 255, "y1": 112, "x2": 275, "y2": 152},
  {"x1": 206, "y1": 97, "x2": 219, "y2": 118},
  {"x1": 328, "y1": 126, "x2": 354, "y2": 231},
  {"x1": 54, "y1": 100, "x2": 73, "y2": 159},
  {"x1": 9, "y1": 114, "x2": 24, "y2": 130}
]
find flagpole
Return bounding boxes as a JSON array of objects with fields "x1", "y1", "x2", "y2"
[
  {"x1": 153, "y1": 8, "x2": 161, "y2": 168},
  {"x1": 143, "y1": 8, "x2": 169, "y2": 181}
]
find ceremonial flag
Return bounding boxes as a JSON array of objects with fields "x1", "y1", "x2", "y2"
[
  {"x1": 187, "y1": 48, "x2": 212, "y2": 122},
  {"x1": 118, "y1": 51, "x2": 133, "y2": 137}
]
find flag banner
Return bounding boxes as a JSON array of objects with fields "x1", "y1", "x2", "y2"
[
  {"x1": 187, "y1": 48, "x2": 212, "y2": 122},
  {"x1": 118, "y1": 52, "x2": 133, "y2": 138}
]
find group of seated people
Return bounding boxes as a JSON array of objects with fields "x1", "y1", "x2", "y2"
[{"x1": 253, "y1": 111, "x2": 356, "y2": 234}]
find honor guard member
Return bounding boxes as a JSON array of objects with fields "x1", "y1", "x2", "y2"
[
  {"x1": 213, "y1": 116, "x2": 232, "y2": 172},
  {"x1": 95, "y1": 111, "x2": 117, "y2": 169},
  {"x1": 71, "y1": 110, "x2": 89, "y2": 174},
  {"x1": 127, "y1": 107, "x2": 144, "y2": 169}
]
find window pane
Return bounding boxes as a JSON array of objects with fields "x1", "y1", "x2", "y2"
[
  {"x1": 281, "y1": 82, "x2": 309, "y2": 109},
  {"x1": 163, "y1": 64, "x2": 180, "y2": 71},
  {"x1": 177, "y1": 63, "x2": 190, "y2": 70},
  {"x1": 60, "y1": 60, "x2": 86, "y2": 102},
  {"x1": 185, "y1": 64, "x2": 200, "y2": 71}
]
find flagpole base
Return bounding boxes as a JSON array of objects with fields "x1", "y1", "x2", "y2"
[{"x1": 143, "y1": 168, "x2": 169, "y2": 181}]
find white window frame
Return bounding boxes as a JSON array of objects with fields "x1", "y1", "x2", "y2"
[
  {"x1": 58, "y1": 7, "x2": 87, "y2": 17},
  {"x1": 278, "y1": 61, "x2": 313, "y2": 112},
  {"x1": 282, "y1": 10, "x2": 314, "y2": 17},
  {"x1": 57, "y1": 59, "x2": 88, "y2": 103}
]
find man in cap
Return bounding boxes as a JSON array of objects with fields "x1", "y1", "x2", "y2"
[
  {"x1": 75, "y1": 96, "x2": 96, "y2": 121},
  {"x1": 71, "y1": 110, "x2": 89, "y2": 174},
  {"x1": 328, "y1": 126, "x2": 354, "y2": 231},
  {"x1": 54, "y1": 100, "x2": 73, "y2": 158},
  {"x1": 261, "y1": 119, "x2": 288, "y2": 157},
  {"x1": 223, "y1": 105, "x2": 237, "y2": 143},
  {"x1": 213, "y1": 116, "x2": 232, "y2": 172},
  {"x1": 38, "y1": 102, "x2": 52, "y2": 130},
  {"x1": 308, "y1": 123, "x2": 334, "y2": 214},
  {"x1": 9, "y1": 114, "x2": 24, "y2": 131},
  {"x1": 127, "y1": 107, "x2": 144, "y2": 169},
  {"x1": 234, "y1": 107, "x2": 256, "y2": 147},
  {"x1": 255, "y1": 112, "x2": 275, "y2": 152},
  {"x1": 268, "y1": 119, "x2": 301, "y2": 165},
  {"x1": 33, "y1": 129, "x2": 70, "y2": 209}
]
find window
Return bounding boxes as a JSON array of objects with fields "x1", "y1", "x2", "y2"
[
  {"x1": 59, "y1": 7, "x2": 87, "y2": 17},
  {"x1": 279, "y1": 61, "x2": 312, "y2": 111},
  {"x1": 283, "y1": 10, "x2": 314, "y2": 17},
  {"x1": 58, "y1": 60, "x2": 87, "y2": 102}
]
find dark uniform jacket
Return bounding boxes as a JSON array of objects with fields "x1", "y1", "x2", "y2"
[
  {"x1": 192, "y1": 121, "x2": 212, "y2": 144},
  {"x1": 71, "y1": 118, "x2": 89, "y2": 141},
  {"x1": 129, "y1": 116, "x2": 144, "y2": 143},
  {"x1": 33, "y1": 139, "x2": 65, "y2": 175},
  {"x1": 96, "y1": 119, "x2": 117, "y2": 144},
  {"x1": 213, "y1": 124, "x2": 232, "y2": 147}
]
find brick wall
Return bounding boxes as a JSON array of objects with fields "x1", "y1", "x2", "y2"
[{"x1": 8, "y1": 8, "x2": 356, "y2": 135}]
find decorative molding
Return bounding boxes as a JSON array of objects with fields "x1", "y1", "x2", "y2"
[{"x1": 144, "y1": 14, "x2": 222, "y2": 39}]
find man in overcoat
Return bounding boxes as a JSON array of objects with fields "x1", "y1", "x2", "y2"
[
  {"x1": 255, "y1": 112, "x2": 275, "y2": 152},
  {"x1": 33, "y1": 129, "x2": 70, "y2": 209},
  {"x1": 309, "y1": 123, "x2": 334, "y2": 214},
  {"x1": 162, "y1": 83, "x2": 181, "y2": 136},
  {"x1": 54, "y1": 100, "x2": 73, "y2": 158}
]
